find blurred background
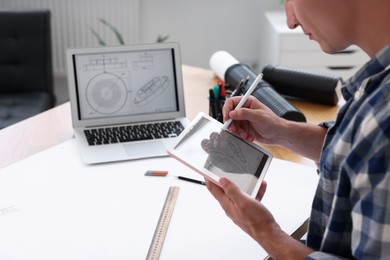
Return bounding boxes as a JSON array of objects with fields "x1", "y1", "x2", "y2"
[{"x1": 1, "y1": 0, "x2": 367, "y2": 107}]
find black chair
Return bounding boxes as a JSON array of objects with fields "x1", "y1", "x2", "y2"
[{"x1": 0, "y1": 9, "x2": 55, "y2": 129}]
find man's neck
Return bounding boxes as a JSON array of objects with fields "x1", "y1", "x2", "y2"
[{"x1": 355, "y1": 1, "x2": 390, "y2": 57}]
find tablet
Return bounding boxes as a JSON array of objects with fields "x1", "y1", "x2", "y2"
[{"x1": 167, "y1": 112, "x2": 272, "y2": 197}]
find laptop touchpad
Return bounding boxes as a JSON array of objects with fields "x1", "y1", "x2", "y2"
[{"x1": 123, "y1": 141, "x2": 167, "y2": 158}]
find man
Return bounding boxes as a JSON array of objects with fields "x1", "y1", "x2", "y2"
[{"x1": 205, "y1": 0, "x2": 390, "y2": 258}]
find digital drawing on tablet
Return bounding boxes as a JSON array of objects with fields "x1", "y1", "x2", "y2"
[{"x1": 167, "y1": 112, "x2": 272, "y2": 197}]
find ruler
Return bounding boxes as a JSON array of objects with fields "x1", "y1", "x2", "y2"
[{"x1": 146, "y1": 186, "x2": 180, "y2": 260}]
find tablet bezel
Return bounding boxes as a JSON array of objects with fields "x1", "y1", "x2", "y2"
[{"x1": 167, "y1": 112, "x2": 273, "y2": 197}]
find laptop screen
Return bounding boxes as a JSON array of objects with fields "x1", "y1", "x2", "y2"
[
  {"x1": 72, "y1": 48, "x2": 179, "y2": 121},
  {"x1": 66, "y1": 43, "x2": 186, "y2": 128}
]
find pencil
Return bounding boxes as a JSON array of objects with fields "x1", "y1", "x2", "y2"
[{"x1": 176, "y1": 176, "x2": 206, "y2": 186}]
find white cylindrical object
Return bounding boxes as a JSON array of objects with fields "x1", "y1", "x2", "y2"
[{"x1": 209, "y1": 51, "x2": 239, "y2": 80}]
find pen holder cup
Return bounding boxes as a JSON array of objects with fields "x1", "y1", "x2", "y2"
[{"x1": 209, "y1": 98, "x2": 225, "y2": 123}]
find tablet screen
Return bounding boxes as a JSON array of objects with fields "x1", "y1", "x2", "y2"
[{"x1": 171, "y1": 114, "x2": 271, "y2": 195}]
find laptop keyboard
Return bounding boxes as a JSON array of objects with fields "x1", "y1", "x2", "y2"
[{"x1": 84, "y1": 121, "x2": 185, "y2": 146}]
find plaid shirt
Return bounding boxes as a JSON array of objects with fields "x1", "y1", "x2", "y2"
[{"x1": 306, "y1": 45, "x2": 390, "y2": 259}]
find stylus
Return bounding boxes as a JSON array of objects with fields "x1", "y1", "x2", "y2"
[
  {"x1": 176, "y1": 176, "x2": 206, "y2": 186},
  {"x1": 222, "y1": 73, "x2": 264, "y2": 131}
]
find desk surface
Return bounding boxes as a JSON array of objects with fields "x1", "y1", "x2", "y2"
[
  {"x1": 0, "y1": 65, "x2": 340, "y2": 259},
  {"x1": 0, "y1": 135, "x2": 319, "y2": 260},
  {"x1": 0, "y1": 65, "x2": 340, "y2": 169}
]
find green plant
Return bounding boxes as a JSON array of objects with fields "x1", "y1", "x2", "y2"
[
  {"x1": 91, "y1": 18, "x2": 169, "y2": 45},
  {"x1": 156, "y1": 34, "x2": 170, "y2": 43}
]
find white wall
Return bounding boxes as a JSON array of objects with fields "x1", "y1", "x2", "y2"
[
  {"x1": 0, "y1": 0, "x2": 284, "y2": 72},
  {"x1": 140, "y1": 0, "x2": 283, "y2": 71}
]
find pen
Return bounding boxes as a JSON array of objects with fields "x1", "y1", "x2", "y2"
[
  {"x1": 222, "y1": 73, "x2": 264, "y2": 130},
  {"x1": 218, "y1": 80, "x2": 226, "y2": 100},
  {"x1": 209, "y1": 88, "x2": 217, "y2": 118},
  {"x1": 213, "y1": 83, "x2": 224, "y2": 122},
  {"x1": 213, "y1": 85, "x2": 220, "y2": 100},
  {"x1": 176, "y1": 176, "x2": 206, "y2": 186},
  {"x1": 230, "y1": 76, "x2": 250, "y2": 97}
]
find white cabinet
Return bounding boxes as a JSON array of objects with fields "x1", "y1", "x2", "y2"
[{"x1": 260, "y1": 11, "x2": 369, "y2": 81}]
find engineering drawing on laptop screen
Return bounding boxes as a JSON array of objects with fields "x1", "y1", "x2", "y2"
[{"x1": 73, "y1": 49, "x2": 179, "y2": 120}]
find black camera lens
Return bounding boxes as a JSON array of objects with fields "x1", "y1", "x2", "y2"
[
  {"x1": 225, "y1": 63, "x2": 307, "y2": 122},
  {"x1": 262, "y1": 65, "x2": 341, "y2": 106}
]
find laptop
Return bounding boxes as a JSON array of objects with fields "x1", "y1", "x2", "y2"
[{"x1": 66, "y1": 42, "x2": 190, "y2": 164}]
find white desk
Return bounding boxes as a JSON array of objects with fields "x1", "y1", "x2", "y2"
[
  {"x1": 0, "y1": 139, "x2": 318, "y2": 259},
  {"x1": 0, "y1": 65, "x2": 338, "y2": 259}
]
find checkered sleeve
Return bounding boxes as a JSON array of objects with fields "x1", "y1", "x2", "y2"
[
  {"x1": 307, "y1": 82, "x2": 390, "y2": 259},
  {"x1": 347, "y1": 96, "x2": 390, "y2": 258}
]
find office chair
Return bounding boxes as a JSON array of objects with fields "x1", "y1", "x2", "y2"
[{"x1": 0, "y1": 9, "x2": 55, "y2": 129}]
